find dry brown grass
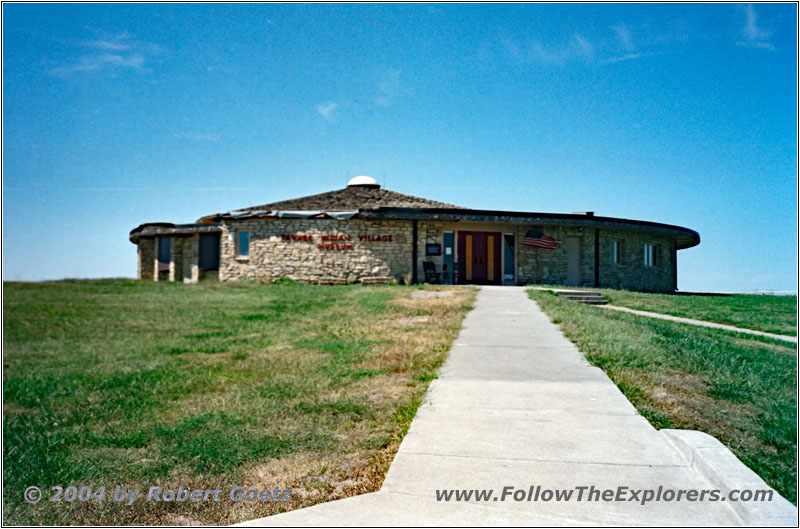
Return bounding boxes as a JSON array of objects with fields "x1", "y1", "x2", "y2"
[
  {"x1": 214, "y1": 286, "x2": 476, "y2": 525},
  {"x1": 4, "y1": 281, "x2": 476, "y2": 526}
]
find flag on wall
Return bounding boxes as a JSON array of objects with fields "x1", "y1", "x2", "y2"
[{"x1": 523, "y1": 230, "x2": 561, "y2": 249}]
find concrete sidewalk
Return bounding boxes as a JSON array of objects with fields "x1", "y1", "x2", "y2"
[
  {"x1": 239, "y1": 286, "x2": 796, "y2": 526},
  {"x1": 600, "y1": 304, "x2": 798, "y2": 344}
]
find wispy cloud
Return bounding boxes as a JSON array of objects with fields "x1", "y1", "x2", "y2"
[
  {"x1": 503, "y1": 34, "x2": 595, "y2": 65},
  {"x1": 572, "y1": 34, "x2": 594, "y2": 61},
  {"x1": 740, "y1": 5, "x2": 775, "y2": 50},
  {"x1": 375, "y1": 69, "x2": 401, "y2": 107},
  {"x1": 50, "y1": 31, "x2": 164, "y2": 76},
  {"x1": 599, "y1": 50, "x2": 672, "y2": 65},
  {"x1": 316, "y1": 102, "x2": 338, "y2": 121},
  {"x1": 52, "y1": 53, "x2": 145, "y2": 74},
  {"x1": 613, "y1": 24, "x2": 635, "y2": 53},
  {"x1": 600, "y1": 52, "x2": 642, "y2": 65},
  {"x1": 82, "y1": 32, "x2": 133, "y2": 51},
  {"x1": 173, "y1": 132, "x2": 221, "y2": 142},
  {"x1": 501, "y1": 24, "x2": 683, "y2": 68}
]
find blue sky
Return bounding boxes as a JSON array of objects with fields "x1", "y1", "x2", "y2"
[{"x1": 3, "y1": 3, "x2": 797, "y2": 292}]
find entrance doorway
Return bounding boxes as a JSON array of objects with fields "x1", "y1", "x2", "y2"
[
  {"x1": 565, "y1": 236, "x2": 581, "y2": 286},
  {"x1": 199, "y1": 233, "x2": 220, "y2": 271},
  {"x1": 457, "y1": 231, "x2": 501, "y2": 284}
]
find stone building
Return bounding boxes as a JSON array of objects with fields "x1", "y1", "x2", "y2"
[{"x1": 129, "y1": 176, "x2": 699, "y2": 291}]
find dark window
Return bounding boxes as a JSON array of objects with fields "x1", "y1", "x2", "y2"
[
  {"x1": 644, "y1": 243, "x2": 659, "y2": 268},
  {"x1": 610, "y1": 240, "x2": 623, "y2": 265},
  {"x1": 158, "y1": 237, "x2": 171, "y2": 264},
  {"x1": 237, "y1": 231, "x2": 250, "y2": 257},
  {"x1": 199, "y1": 233, "x2": 220, "y2": 270}
]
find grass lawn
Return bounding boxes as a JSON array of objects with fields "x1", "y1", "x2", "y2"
[
  {"x1": 3, "y1": 279, "x2": 475, "y2": 525},
  {"x1": 598, "y1": 289, "x2": 797, "y2": 337},
  {"x1": 529, "y1": 289, "x2": 797, "y2": 504}
]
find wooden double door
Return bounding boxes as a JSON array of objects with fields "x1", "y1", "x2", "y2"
[{"x1": 457, "y1": 231, "x2": 502, "y2": 284}]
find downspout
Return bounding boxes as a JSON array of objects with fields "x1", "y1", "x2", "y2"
[
  {"x1": 594, "y1": 228, "x2": 600, "y2": 288},
  {"x1": 411, "y1": 220, "x2": 418, "y2": 284}
]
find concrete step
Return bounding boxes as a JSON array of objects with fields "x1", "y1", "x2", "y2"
[{"x1": 555, "y1": 290, "x2": 608, "y2": 305}]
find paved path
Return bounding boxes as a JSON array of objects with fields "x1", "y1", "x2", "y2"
[
  {"x1": 239, "y1": 286, "x2": 795, "y2": 526},
  {"x1": 600, "y1": 304, "x2": 798, "y2": 344}
]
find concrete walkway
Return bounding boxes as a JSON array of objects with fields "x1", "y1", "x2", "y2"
[
  {"x1": 600, "y1": 304, "x2": 798, "y2": 344},
  {"x1": 239, "y1": 286, "x2": 796, "y2": 526}
]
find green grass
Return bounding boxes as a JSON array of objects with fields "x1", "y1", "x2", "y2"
[
  {"x1": 529, "y1": 289, "x2": 797, "y2": 504},
  {"x1": 597, "y1": 289, "x2": 797, "y2": 336},
  {"x1": 3, "y1": 279, "x2": 475, "y2": 525}
]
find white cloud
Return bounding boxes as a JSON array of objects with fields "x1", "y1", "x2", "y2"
[
  {"x1": 740, "y1": 5, "x2": 775, "y2": 50},
  {"x1": 599, "y1": 50, "x2": 672, "y2": 66},
  {"x1": 51, "y1": 53, "x2": 145, "y2": 75},
  {"x1": 173, "y1": 132, "x2": 221, "y2": 142},
  {"x1": 316, "y1": 102, "x2": 338, "y2": 121},
  {"x1": 503, "y1": 34, "x2": 594, "y2": 65},
  {"x1": 82, "y1": 32, "x2": 133, "y2": 51},
  {"x1": 376, "y1": 69, "x2": 401, "y2": 107},
  {"x1": 572, "y1": 34, "x2": 594, "y2": 61},
  {"x1": 613, "y1": 24, "x2": 635, "y2": 53},
  {"x1": 600, "y1": 52, "x2": 642, "y2": 65},
  {"x1": 500, "y1": 26, "x2": 684, "y2": 68},
  {"x1": 50, "y1": 31, "x2": 163, "y2": 76}
]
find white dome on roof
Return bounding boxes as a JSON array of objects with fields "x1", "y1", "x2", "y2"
[{"x1": 347, "y1": 175, "x2": 380, "y2": 188}]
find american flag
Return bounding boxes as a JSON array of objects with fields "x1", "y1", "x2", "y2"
[{"x1": 523, "y1": 229, "x2": 561, "y2": 249}]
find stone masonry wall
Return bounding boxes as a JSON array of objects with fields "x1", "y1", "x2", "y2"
[
  {"x1": 182, "y1": 234, "x2": 199, "y2": 282},
  {"x1": 137, "y1": 220, "x2": 678, "y2": 291},
  {"x1": 515, "y1": 225, "x2": 675, "y2": 292},
  {"x1": 138, "y1": 238, "x2": 155, "y2": 280},
  {"x1": 218, "y1": 218, "x2": 413, "y2": 283},
  {"x1": 169, "y1": 237, "x2": 184, "y2": 282},
  {"x1": 416, "y1": 222, "x2": 676, "y2": 291},
  {"x1": 516, "y1": 225, "x2": 584, "y2": 286},
  {"x1": 597, "y1": 228, "x2": 676, "y2": 292},
  {"x1": 417, "y1": 222, "x2": 445, "y2": 282}
]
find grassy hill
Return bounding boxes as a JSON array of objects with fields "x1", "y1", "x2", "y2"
[{"x1": 3, "y1": 279, "x2": 475, "y2": 525}]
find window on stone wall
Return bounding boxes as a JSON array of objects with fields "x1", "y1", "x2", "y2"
[
  {"x1": 237, "y1": 231, "x2": 250, "y2": 257},
  {"x1": 643, "y1": 243, "x2": 658, "y2": 267},
  {"x1": 609, "y1": 240, "x2": 623, "y2": 265}
]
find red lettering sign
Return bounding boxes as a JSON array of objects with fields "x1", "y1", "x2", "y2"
[
  {"x1": 317, "y1": 243, "x2": 354, "y2": 251},
  {"x1": 281, "y1": 234, "x2": 313, "y2": 242},
  {"x1": 358, "y1": 234, "x2": 393, "y2": 242}
]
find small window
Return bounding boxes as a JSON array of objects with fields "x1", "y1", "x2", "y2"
[
  {"x1": 237, "y1": 231, "x2": 250, "y2": 257},
  {"x1": 609, "y1": 240, "x2": 622, "y2": 264},
  {"x1": 158, "y1": 237, "x2": 171, "y2": 264},
  {"x1": 643, "y1": 244, "x2": 657, "y2": 268}
]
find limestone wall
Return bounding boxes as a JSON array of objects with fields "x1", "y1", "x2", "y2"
[
  {"x1": 218, "y1": 218, "x2": 413, "y2": 283},
  {"x1": 182, "y1": 234, "x2": 199, "y2": 282},
  {"x1": 138, "y1": 238, "x2": 155, "y2": 280},
  {"x1": 515, "y1": 226, "x2": 675, "y2": 291},
  {"x1": 417, "y1": 222, "x2": 445, "y2": 281},
  {"x1": 169, "y1": 237, "x2": 184, "y2": 282},
  {"x1": 135, "y1": 218, "x2": 679, "y2": 291},
  {"x1": 517, "y1": 225, "x2": 579, "y2": 286},
  {"x1": 597, "y1": 228, "x2": 676, "y2": 292}
]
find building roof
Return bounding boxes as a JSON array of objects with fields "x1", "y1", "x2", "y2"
[
  {"x1": 359, "y1": 207, "x2": 701, "y2": 250},
  {"x1": 131, "y1": 183, "x2": 699, "y2": 250},
  {"x1": 197, "y1": 186, "x2": 465, "y2": 222}
]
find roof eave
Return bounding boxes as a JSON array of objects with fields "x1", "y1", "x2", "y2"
[{"x1": 359, "y1": 207, "x2": 700, "y2": 249}]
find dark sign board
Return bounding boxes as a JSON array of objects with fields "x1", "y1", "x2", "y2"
[{"x1": 425, "y1": 243, "x2": 442, "y2": 256}]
